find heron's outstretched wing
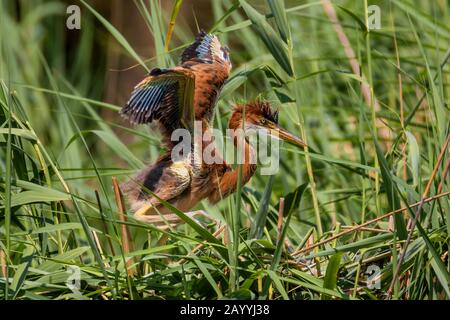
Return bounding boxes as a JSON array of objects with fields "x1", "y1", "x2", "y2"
[
  {"x1": 120, "y1": 68, "x2": 195, "y2": 132},
  {"x1": 180, "y1": 31, "x2": 223, "y2": 64}
]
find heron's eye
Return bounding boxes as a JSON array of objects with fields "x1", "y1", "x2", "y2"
[
  {"x1": 220, "y1": 47, "x2": 229, "y2": 61},
  {"x1": 260, "y1": 118, "x2": 267, "y2": 125}
]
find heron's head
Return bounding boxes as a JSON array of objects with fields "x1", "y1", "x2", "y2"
[{"x1": 229, "y1": 100, "x2": 307, "y2": 148}]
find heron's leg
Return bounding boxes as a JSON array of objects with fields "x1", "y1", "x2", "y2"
[
  {"x1": 153, "y1": 211, "x2": 215, "y2": 230},
  {"x1": 185, "y1": 210, "x2": 211, "y2": 220},
  {"x1": 134, "y1": 203, "x2": 179, "y2": 223},
  {"x1": 146, "y1": 210, "x2": 214, "y2": 227},
  {"x1": 185, "y1": 210, "x2": 217, "y2": 227},
  {"x1": 136, "y1": 214, "x2": 184, "y2": 231},
  {"x1": 133, "y1": 203, "x2": 154, "y2": 221},
  {"x1": 133, "y1": 204, "x2": 178, "y2": 234},
  {"x1": 135, "y1": 204, "x2": 214, "y2": 228}
]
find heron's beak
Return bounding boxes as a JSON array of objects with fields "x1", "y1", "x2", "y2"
[{"x1": 268, "y1": 124, "x2": 307, "y2": 149}]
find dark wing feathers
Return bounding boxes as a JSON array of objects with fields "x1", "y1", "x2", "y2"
[
  {"x1": 180, "y1": 30, "x2": 217, "y2": 64},
  {"x1": 121, "y1": 31, "x2": 223, "y2": 131},
  {"x1": 120, "y1": 70, "x2": 195, "y2": 132}
]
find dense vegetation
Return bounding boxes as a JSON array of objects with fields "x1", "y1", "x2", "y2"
[{"x1": 0, "y1": 0, "x2": 449, "y2": 300}]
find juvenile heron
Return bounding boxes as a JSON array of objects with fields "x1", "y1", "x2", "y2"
[{"x1": 120, "y1": 32, "x2": 306, "y2": 228}]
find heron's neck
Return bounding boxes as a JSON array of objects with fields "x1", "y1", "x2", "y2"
[
  {"x1": 209, "y1": 123, "x2": 257, "y2": 203},
  {"x1": 231, "y1": 133, "x2": 257, "y2": 184}
]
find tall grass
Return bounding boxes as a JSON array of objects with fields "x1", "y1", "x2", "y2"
[{"x1": 0, "y1": 0, "x2": 449, "y2": 300}]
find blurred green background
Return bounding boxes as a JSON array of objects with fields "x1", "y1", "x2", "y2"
[{"x1": 0, "y1": 0, "x2": 449, "y2": 300}]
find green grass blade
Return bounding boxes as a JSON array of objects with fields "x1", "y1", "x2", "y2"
[
  {"x1": 80, "y1": 0, "x2": 149, "y2": 72},
  {"x1": 240, "y1": 0, "x2": 293, "y2": 76},
  {"x1": 373, "y1": 138, "x2": 407, "y2": 240},
  {"x1": 249, "y1": 175, "x2": 275, "y2": 239},
  {"x1": 267, "y1": 0, "x2": 289, "y2": 43},
  {"x1": 322, "y1": 252, "x2": 343, "y2": 299}
]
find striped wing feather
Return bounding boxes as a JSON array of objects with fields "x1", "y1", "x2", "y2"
[
  {"x1": 180, "y1": 31, "x2": 219, "y2": 64},
  {"x1": 121, "y1": 70, "x2": 195, "y2": 132}
]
